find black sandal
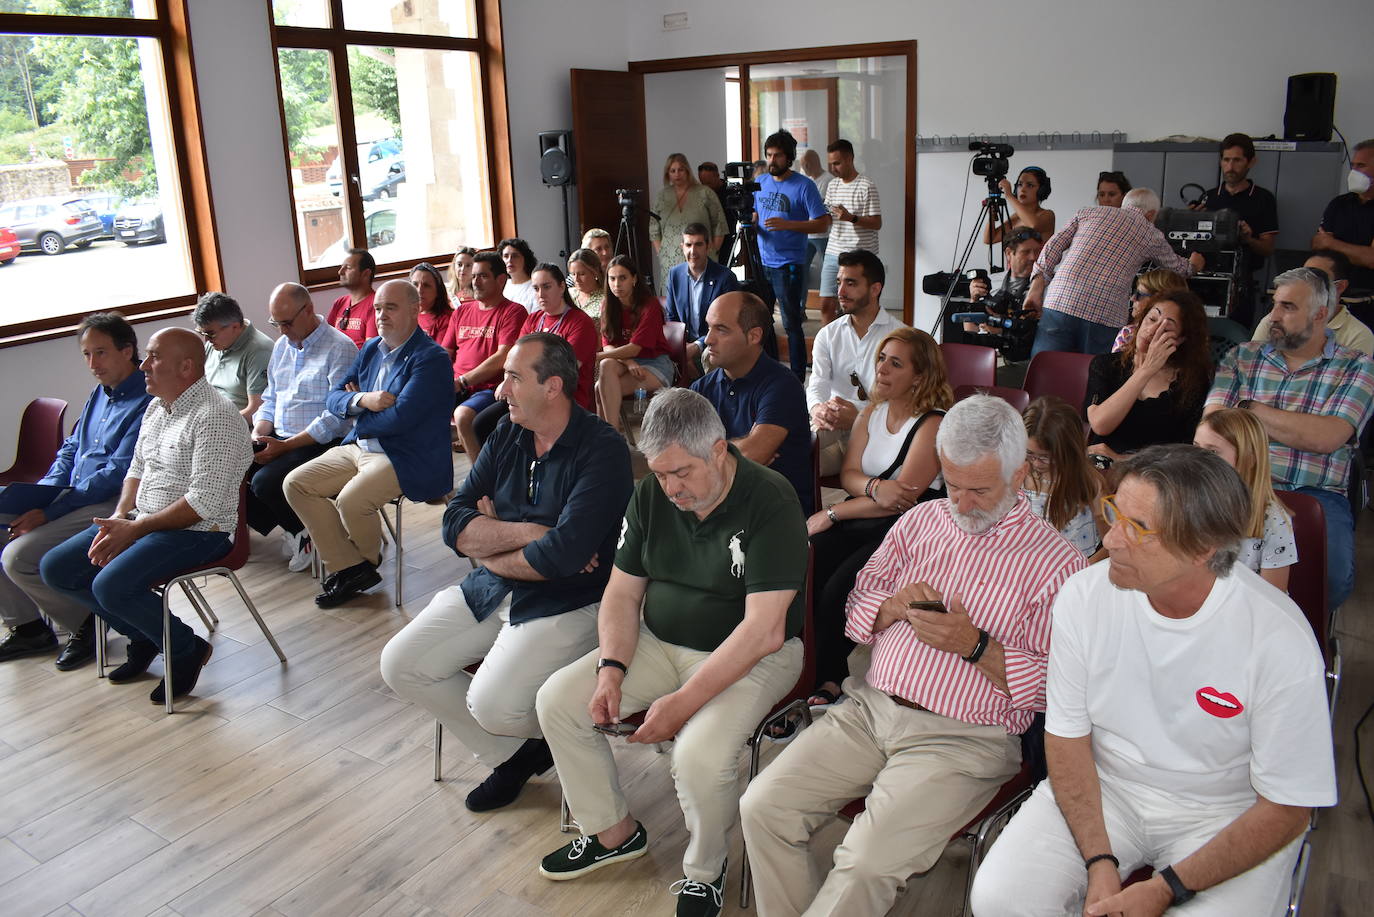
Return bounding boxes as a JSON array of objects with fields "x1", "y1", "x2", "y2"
[{"x1": 807, "y1": 686, "x2": 840, "y2": 710}]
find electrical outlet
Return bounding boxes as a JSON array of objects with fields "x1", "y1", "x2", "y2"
[{"x1": 662, "y1": 11, "x2": 689, "y2": 31}]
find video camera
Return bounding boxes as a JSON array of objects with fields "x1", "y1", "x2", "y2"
[
  {"x1": 969, "y1": 141, "x2": 1014, "y2": 189},
  {"x1": 721, "y1": 161, "x2": 762, "y2": 223},
  {"x1": 615, "y1": 188, "x2": 641, "y2": 215},
  {"x1": 931, "y1": 266, "x2": 1038, "y2": 361}
]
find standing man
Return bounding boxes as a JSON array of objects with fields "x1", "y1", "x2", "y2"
[
  {"x1": 807, "y1": 250, "x2": 903, "y2": 475},
  {"x1": 381, "y1": 334, "x2": 632, "y2": 812},
  {"x1": 972, "y1": 446, "x2": 1334, "y2": 917},
  {"x1": 1196, "y1": 133, "x2": 1279, "y2": 326},
  {"x1": 664, "y1": 222, "x2": 740, "y2": 369},
  {"x1": 194, "y1": 291, "x2": 275, "y2": 422},
  {"x1": 328, "y1": 248, "x2": 379, "y2": 347},
  {"x1": 0, "y1": 313, "x2": 151, "y2": 669},
  {"x1": 452, "y1": 251, "x2": 525, "y2": 458},
  {"x1": 698, "y1": 161, "x2": 734, "y2": 264},
  {"x1": 1205, "y1": 266, "x2": 1374, "y2": 609},
  {"x1": 692, "y1": 292, "x2": 814, "y2": 515},
  {"x1": 1025, "y1": 188, "x2": 1202, "y2": 356},
  {"x1": 535, "y1": 389, "x2": 807, "y2": 917},
  {"x1": 753, "y1": 129, "x2": 830, "y2": 379},
  {"x1": 284, "y1": 279, "x2": 453, "y2": 608},
  {"x1": 1313, "y1": 138, "x2": 1374, "y2": 293},
  {"x1": 40, "y1": 328, "x2": 253, "y2": 703},
  {"x1": 248, "y1": 282, "x2": 359, "y2": 571},
  {"x1": 819, "y1": 140, "x2": 883, "y2": 325}
]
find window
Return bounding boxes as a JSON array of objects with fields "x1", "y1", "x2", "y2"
[
  {"x1": 0, "y1": 0, "x2": 214, "y2": 342},
  {"x1": 270, "y1": 0, "x2": 511, "y2": 285}
]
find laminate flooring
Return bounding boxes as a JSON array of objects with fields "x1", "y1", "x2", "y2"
[{"x1": 1, "y1": 452, "x2": 1371, "y2": 916}]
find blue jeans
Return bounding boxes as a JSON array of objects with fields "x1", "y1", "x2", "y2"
[
  {"x1": 764, "y1": 263, "x2": 808, "y2": 379},
  {"x1": 40, "y1": 525, "x2": 231, "y2": 657},
  {"x1": 805, "y1": 236, "x2": 827, "y2": 290},
  {"x1": 1030, "y1": 309, "x2": 1120, "y2": 358},
  {"x1": 1294, "y1": 486, "x2": 1355, "y2": 610}
]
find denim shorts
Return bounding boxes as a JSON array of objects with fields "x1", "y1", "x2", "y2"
[
  {"x1": 820, "y1": 252, "x2": 841, "y2": 297},
  {"x1": 636, "y1": 353, "x2": 676, "y2": 388},
  {"x1": 456, "y1": 388, "x2": 497, "y2": 413}
]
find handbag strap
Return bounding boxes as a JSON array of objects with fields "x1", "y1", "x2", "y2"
[{"x1": 878, "y1": 409, "x2": 944, "y2": 481}]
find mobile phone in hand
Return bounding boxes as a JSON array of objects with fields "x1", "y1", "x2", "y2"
[
  {"x1": 592, "y1": 722, "x2": 639, "y2": 737},
  {"x1": 907, "y1": 599, "x2": 948, "y2": 614}
]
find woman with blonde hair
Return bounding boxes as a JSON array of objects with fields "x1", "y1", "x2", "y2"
[
  {"x1": 1112, "y1": 267, "x2": 1188, "y2": 352},
  {"x1": 446, "y1": 245, "x2": 476, "y2": 303},
  {"x1": 580, "y1": 227, "x2": 612, "y2": 272},
  {"x1": 1022, "y1": 396, "x2": 1105, "y2": 560},
  {"x1": 648, "y1": 153, "x2": 728, "y2": 283},
  {"x1": 1194, "y1": 408, "x2": 1297, "y2": 590},
  {"x1": 566, "y1": 247, "x2": 605, "y2": 321},
  {"x1": 805, "y1": 327, "x2": 952, "y2": 708}
]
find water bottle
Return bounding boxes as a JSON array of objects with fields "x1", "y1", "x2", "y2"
[{"x1": 634, "y1": 387, "x2": 647, "y2": 415}]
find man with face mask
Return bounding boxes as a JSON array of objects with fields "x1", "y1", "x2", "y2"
[{"x1": 1314, "y1": 138, "x2": 1374, "y2": 293}]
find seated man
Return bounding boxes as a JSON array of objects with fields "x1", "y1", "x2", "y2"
[
  {"x1": 1313, "y1": 137, "x2": 1374, "y2": 293},
  {"x1": 535, "y1": 389, "x2": 807, "y2": 917},
  {"x1": 806, "y1": 249, "x2": 904, "y2": 475},
  {"x1": 328, "y1": 247, "x2": 378, "y2": 347},
  {"x1": 452, "y1": 251, "x2": 525, "y2": 458},
  {"x1": 1205, "y1": 266, "x2": 1374, "y2": 608},
  {"x1": 663, "y1": 221, "x2": 739, "y2": 368},
  {"x1": 39, "y1": 328, "x2": 252, "y2": 703},
  {"x1": 962, "y1": 226, "x2": 1043, "y2": 336},
  {"x1": 193, "y1": 291, "x2": 274, "y2": 422},
  {"x1": 739, "y1": 394, "x2": 1085, "y2": 917},
  {"x1": 0, "y1": 312, "x2": 152, "y2": 669},
  {"x1": 381, "y1": 333, "x2": 632, "y2": 811},
  {"x1": 247, "y1": 282, "x2": 359, "y2": 571},
  {"x1": 971, "y1": 445, "x2": 1334, "y2": 916},
  {"x1": 1252, "y1": 250, "x2": 1373, "y2": 356},
  {"x1": 691, "y1": 291, "x2": 814, "y2": 515},
  {"x1": 284, "y1": 279, "x2": 453, "y2": 608}
]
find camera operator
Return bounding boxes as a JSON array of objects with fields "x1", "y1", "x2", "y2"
[
  {"x1": 962, "y1": 228, "x2": 1044, "y2": 335},
  {"x1": 1190, "y1": 133, "x2": 1279, "y2": 326},
  {"x1": 984, "y1": 167, "x2": 1055, "y2": 246}
]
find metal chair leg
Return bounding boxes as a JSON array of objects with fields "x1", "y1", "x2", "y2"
[
  {"x1": 560, "y1": 793, "x2": 577, "y2": 833},
  {"x1": 434, "y1": 721, "x2": 443, "y2": 781},
  {"x1": 393, "y1": 499, "x2": 403, "y2": 607},
  {"x1": 223, "y1": 572, "x2": 286, "y2": 663},
  {"x1": 178, "y1": 580, "x2": 216, "y2": 631},
  {"x1": 95, "y1": 617, "x2": 107, "y2": 678},
  {"x1": 162, "y1": 588, "x2": 175, "y2": 715}
]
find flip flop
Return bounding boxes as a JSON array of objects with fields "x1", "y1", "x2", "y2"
[{"x1": 807, "y1": 687, "x2": 840, "y2": 710}]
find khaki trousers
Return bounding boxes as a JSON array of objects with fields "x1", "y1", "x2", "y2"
[
  {"x1": 536, "y1": 624, "x2": 803, "y2": 882},
  {"x1": 739, "y1": 678, "x2": 1020, "y2": 917},
  {"x1": 282, "y1": 443, "x2": 401, "y2": 572},
  {"x1": 0, "y1": 499, "x2": 117, "y2": 631}
]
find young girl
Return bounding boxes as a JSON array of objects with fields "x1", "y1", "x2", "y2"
[
  {"x1": 1022, "y1": 396, "x2": 1106, "y2": 560},
  {"x1": 446, "y1": 245, "x2": 476, "y2": 304},
  {"x1": 1194, "y1": 409, "x2": 1297, "y2": 591}
]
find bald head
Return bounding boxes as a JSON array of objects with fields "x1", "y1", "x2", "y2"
[
  {"x1": 143, "y1": 327, "x2": 207, "y2": 401},
  {"x1": 268, "y1": 281, "x2": 319, "y2": 344},
  {"x1": 374, "y1": 278, "x2": 421, "y2": 347}
]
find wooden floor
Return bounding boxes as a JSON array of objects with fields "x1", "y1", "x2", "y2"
[{"x1": 2, "y1": 452, "x2": 1372, "y2": 917}]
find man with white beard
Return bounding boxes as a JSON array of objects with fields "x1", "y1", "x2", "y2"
[{"x1": 739, "y1": 394, "x2": 1086, "y2": 917}]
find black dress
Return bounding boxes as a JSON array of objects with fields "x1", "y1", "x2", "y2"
[{"x1": 1083, "y1": 353, "x2": 1204, "y2": 453}]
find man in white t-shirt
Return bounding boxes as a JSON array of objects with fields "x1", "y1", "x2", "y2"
[
  {"x1": 972, "y1": 445, "x2": 1335, "y2": 917},
  {"x1": 806, "y1": 250, "x2": 904, "y2": 475},
  {"x1": 819, "y1": 139, "x2": 882, "y2": 324}
]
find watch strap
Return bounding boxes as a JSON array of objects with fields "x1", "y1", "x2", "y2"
[
  {"x1": 596, "y1": 657, "x2": 628, "y2": 676},
  {"x1": 1159, "y1": 865, "x2": 1195, "y2": 905},
  {"x1": 963, "y1": 628, "x2": 990, "y2": 664}
]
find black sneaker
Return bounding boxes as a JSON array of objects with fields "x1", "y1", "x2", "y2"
[
  {"x1": 539, "y1": 821, "x2": 648, "y2": 880},
  {"x1": 0, "y1": 620, "x2": 57, "y2": 662},
  {"x1": 107, "y1": 638, "x2": 160, "y2": 683},
  {"x1": 55, "y1": 617, "x2": 96, "y2": 671},
  {"x1": 465, "y1": 738, "x2": 555, "y2": 812},
  {"x1": 671, "y1": 861, "x2": 726, "y2": 917}
]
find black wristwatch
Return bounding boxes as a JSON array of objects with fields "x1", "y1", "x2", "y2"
[
  {"x1": 596, "y1": 658, "x2": 628, "y2": 676},
  {"x1": 1159, "y1": 865, "x2": 1195, "y2": 906}
]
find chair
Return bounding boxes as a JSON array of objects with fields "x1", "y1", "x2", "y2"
[
  {"x1": 0, "y1": 397, "x2": 67, "y2": 484},
  {"x1": 953, "y1": 384, "x2": 1030, "y2": 413},
  {"x1": 309, "y1": 495, "x2": 406, "y2": 607},
  {"x1": 664, "y1": 320, "x2": 692, "y2": 385},
  {"x1": 1023, "y1": 351, "x2": 1096, "y2": 418},
  {"x1": 1206, "y1": 316, "x2": 1249, "y2": 369},
  {"x1": 810, "y1": 435, "x2": 826, "y2": 512},
  {"x1": 940, "y1": 342, "x2": 997, "y2": 391},
  {"x1": 1275, "y1": 491, "x2": 1340, "y2": 721}
]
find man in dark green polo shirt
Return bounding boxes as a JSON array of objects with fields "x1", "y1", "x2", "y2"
[{"x1": 535, "y1": 388, "x2": 807, "y2": 917}]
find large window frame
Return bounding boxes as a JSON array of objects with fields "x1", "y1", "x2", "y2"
[
  {"x1": 0, "y1": 0, "x2": 219, "y2": 345},
  {"x1": 268, "y1": 0, "x2": 514, "y2": 287}
]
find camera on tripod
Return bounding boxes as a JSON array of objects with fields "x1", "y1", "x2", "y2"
[
  {"x1": 940, "y1": 268, "x2": 1038, "y2": 361},
  {"x1": 969, "y1": 141, "x2": 1015, "y2": 186},
  {"x1": 721, "y1": 161, "x2": 762, "y2": 222},
  {"x1": 615, "y1": 188, "x2": 641, "y2": 214}
]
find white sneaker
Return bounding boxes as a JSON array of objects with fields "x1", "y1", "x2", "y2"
[
  {"x1": 287, "y1": 532, "x2": 314, "y2": 573},
  {"x1": 280, "y1": 531, "x2": 296, "y2": 558}
]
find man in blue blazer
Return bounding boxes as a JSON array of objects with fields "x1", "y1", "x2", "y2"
[
  {"x1": 663, "y1": 222, "x2": 740, "y2": 370},
  {"x1": 285, "y1": 279, "x2": 453, "y2": 607}
]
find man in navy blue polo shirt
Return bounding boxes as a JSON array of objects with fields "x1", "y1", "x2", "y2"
[
  {"x1": 691, "y1": 292, "x2": 814, "y2": 514},
  {"x1": 1315, "y1": 138, "x2": 1374, "y2": 293}
]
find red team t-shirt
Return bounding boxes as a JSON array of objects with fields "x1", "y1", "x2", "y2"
[
  {"x1": 452, "y1": 297, "x2": 526, "y2": 390},
  {"x1": 521, "y1": 305, "x2": 600, "y2": 409},
  {"x1": 327, "y1": 291, "x2": 378, "y2": 348}
]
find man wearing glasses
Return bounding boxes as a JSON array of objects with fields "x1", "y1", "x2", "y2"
[
  {"x1": 806, "y1": 250, "x2": 904, "y2": 475},
  {"x1": 193, "y1": 291, "x2": 275, "y2": 423},
  {"x1": 246, "y1": 283, "x2": 359, "y2": 572},
  {"x1": 381, "y1": 333, "x2": 631, "y2": 813},
  {"x1": 973, "y1": 445, "x2": 1334, "y2": 917}
]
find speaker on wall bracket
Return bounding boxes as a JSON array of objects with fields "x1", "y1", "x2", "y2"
[
  {"x1": 539, "y1": 130, "x2": 575, "y2": 187},
  {"x1": 1284, "y1": 73, "x2": 1336, "y2": 142}
]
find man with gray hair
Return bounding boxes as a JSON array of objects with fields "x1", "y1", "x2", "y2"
[
  {"x1": 1025, "y1": 187, "x2": 1203, "y2": 356},
  {"x1": 193, "y1": 291, "x2": 274, "y2": 421},
  {"x1": 739, "y1": 394, "x2": 1085, "y2": 917},
  {"x1": 972, "y1": 445, "x2": 1335, "y2": 917},
  {"x1": 535, "y1": 387, "x2": 808, "y2": 917},
  {"x1": 1205, "y1": 265, "x2": 1374, "y2": 609}
]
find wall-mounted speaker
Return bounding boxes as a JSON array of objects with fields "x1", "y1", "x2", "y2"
[
  {"x1": 539, "y1": 130, "x2": 575, "y2": 187},
  {"x1": 1284, "y1": 73, "x2": 1337, "y2": 142}
]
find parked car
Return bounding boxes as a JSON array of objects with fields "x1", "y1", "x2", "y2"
[
  {"x1": 0, "y1": 226, "x2": 19, "y2": 265},
  {"x1": 80, "y1": 191, "x2": 124, "y2": 238},
  {"x1": 0, "y1": 196, "x2": 103, "y2": 255},
  {"x1": 327, "y1": 138, "x2": 405, "y2": 200},
  {"x1": 113, "y1": 199, "x2": 166, "y2": 245},
  {"x1": 309, "y1": 204, "x2": 399, "y2": 267}
]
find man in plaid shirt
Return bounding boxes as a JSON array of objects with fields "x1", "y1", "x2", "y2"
[
  {"x1": 1025, "y1": 188, "x2": 1201, "y2": 356},
  {"x1": 1205, "y1": 266, "x2": 1374, "y2": 608}
]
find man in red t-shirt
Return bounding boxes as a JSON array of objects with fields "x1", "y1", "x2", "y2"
[
  {"x1": 326, "y1": 248, "x2": 378, "y2": 347},
  {"x1": 452, "y1": 251, "x2": 526, "y2": 457}
]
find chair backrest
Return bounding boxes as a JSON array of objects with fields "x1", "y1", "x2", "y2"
[
  {"x1": 219, "y1": 483, "x2": 253, "y2": 572},
  {"x1": 939, "y1": 341, "x2": 997, "y2": 390},
  {"x1": 1024, "y1": 350, "x2": 1096, "y2": 418},
  {"x1": 0, "y1": 397, "x2": 68, "y2": 484},
  {"x1": 953, "y1": 384, "x2": 1030, "y2": 414},
  {"x1": 663, "y1": 320, "x2": 691, "y2": 385},
  {"x1": 766, "y1": 544, "x2": 818, "y2": 714},
  {"x1": 1275, "y1": 490, "x2": 1330, "y2": 666},
  {"x1": 1207, "y1": 316, "x2": 1250, "y2": 368},
  {"x1": 809, "y1": 434, "x2": 825, "y2": 510}
]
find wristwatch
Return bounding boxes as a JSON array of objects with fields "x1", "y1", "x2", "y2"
[
  {"x1": 1158, "y1": 865, "x2": 1195, "y2": 906},
  {"x1": 826, "y1": 506, "x2": 839, "y2": 523},
  {"x1": 596, "y1": 658, "x2": 628, "y2": 676}
]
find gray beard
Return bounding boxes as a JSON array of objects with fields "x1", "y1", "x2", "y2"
[{"x1": 949, "y1": 487, "x2": 1019, "y2": 535}]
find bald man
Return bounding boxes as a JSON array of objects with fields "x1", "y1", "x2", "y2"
[
  {"x1": 285, "y1": 279, "x2": 454, "y2": 608},
  {"x1": 41, "y1": 327, "x2": 253, "y2": 704}
]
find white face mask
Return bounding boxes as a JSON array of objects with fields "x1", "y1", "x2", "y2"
[{"x1": 1349, "y1": 169, "x2": 1372, "y2": 195}]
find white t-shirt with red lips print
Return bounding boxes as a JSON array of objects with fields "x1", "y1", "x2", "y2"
[{"x1": 1044, "y1": 562, "x2": 1336, "y2": 810}]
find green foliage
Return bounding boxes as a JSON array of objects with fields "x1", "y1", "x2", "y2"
[
  {"x1": 0, "y1": 120, "x2": 65, "y2": 164},
  {"x1": 278, "y1": 48, "x2": 334, "y2": 154},
  {"x1": 348, "y1": 48, "x2": 400, "y2": 137}
]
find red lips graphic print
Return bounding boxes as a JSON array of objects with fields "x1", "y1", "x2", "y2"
[{"x1": 1195, "y1": 686, "x2": 1244, "y2": 718}]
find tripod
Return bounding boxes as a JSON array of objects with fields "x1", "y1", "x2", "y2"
[
  {"x1": 930, "y1": 181, "x2": 1013, "y2": 337},
  {"x1": 724, "y1": 215, "x2": 781, "y2": 360},
  {"x1": 614, "y1": 201, "x2": 659, "y2": 292}
]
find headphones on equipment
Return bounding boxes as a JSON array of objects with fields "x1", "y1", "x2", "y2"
[{"x1": 1015, "y1": 166, "x2": 1052, "y2": 202}]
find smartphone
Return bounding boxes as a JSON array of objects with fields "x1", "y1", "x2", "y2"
[
  {"x1": 252, "y1": 440, "x2": 268, "y2": 453},
  {"x1": 592, "y1": 722, "x2": 639, "y2": 737},
  {"x1": 907, "y1": 599, "x2": 948, "y2": 614}
]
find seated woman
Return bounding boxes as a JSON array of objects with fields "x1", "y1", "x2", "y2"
[
  {"x1": 985, "y1": 166, "x2": 1055, "y2": 244},
  {"x1": 446, "y1": 245, "x2": 476, "y2": 305},
  {"x1": 1195, "y1": 408, "x2": 1297, "y2": 591},
  {"x1": 594, "y1": 255, "x2": 673, "y2": 435},
  {"x1": 1096, "y1": 169, "x2": 1131, "y2": 207},
  {"x1": 804, "y1": 328, "x2": 951, "y2": 708},
  {"x1": 580, "y1": 227, "x2": 613, "y2": 273},
  {"x1": 1022, "y1": 396, "x2": 1105, "y2": 560},
  {"x1": 1085, "y1": 289, "x2": 1211, "y2": 464},
  {"x1": 1111, "y1": 267, "x2": 1188, "y2": 352},
  {"x1": 410, "y1": 261, "x2": 455, "y2": 364},
  {"x1": 566, "y1": 248, "x2": 606, "y2": 322},
  {"x1": 499, "y1": 237, "x2": 539, "y2": 313}
]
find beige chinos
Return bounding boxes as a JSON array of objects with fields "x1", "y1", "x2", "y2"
[{"x1": 283, "y1": 443, "x2": 401, "y2": 572}]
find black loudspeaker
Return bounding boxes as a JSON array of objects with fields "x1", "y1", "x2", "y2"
[
  {"x1": 1284, "y1": 73, "x2": 1337, "y2": 142},
  {"x1": 539, "y1": 130, "x2": 574, "y2": 187}
]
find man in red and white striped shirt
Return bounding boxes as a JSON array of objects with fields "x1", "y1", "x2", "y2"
[{"x1": 740, "y1": 395, "x2": 1085, "y2": 917}]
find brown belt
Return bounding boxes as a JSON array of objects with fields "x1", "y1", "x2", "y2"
[{"x1": 888, "y1": 694, "x2": 929, "y2": 712}]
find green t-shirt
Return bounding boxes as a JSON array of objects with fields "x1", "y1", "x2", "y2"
[
  {"x1": 614, "y1": 446, "x2": 807, "y2": 652},
  {"x1": 205, "y1": 321, "x2": 273, "y2": 411}
]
